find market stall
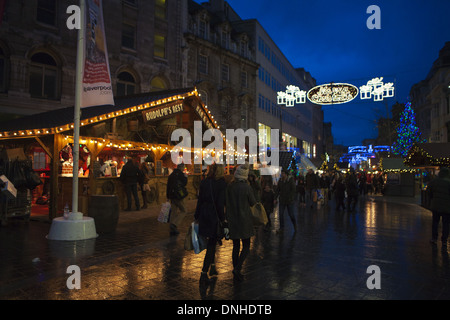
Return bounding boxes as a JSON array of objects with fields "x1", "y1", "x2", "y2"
[
  {"x1": 0, "y1": 87, "x2": 218, "y2": 220},
  {"x1": 404, "y1": 142, "x2": 450, "y2": 208},
  {"x1": 381, "y1": 157, "x2": 416, "y2": 197}
]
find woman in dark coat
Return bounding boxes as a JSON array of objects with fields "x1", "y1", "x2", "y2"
[
  {"x1": 226, "y1": 163, "x2": 256, "y2": 281},
  {"x1": 194, "y1": 164, "x2": 227, "y2": 283}
]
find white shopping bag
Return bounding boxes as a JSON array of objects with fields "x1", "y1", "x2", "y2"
[{"x1": 157, "y1": 202, "x2": 171, "y2": 223}]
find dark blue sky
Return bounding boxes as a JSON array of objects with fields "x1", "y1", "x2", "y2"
[{"x1": 197, "y1": 0, "x2": 450, "y2": 146}]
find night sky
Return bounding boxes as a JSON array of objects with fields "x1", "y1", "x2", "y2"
[{"x1": 195, "y1": 0, "x2": 450, "y2": 146}]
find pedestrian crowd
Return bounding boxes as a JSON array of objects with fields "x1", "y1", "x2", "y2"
[{"x1": 121, "y1": 156, "x2": 450, "y2": 286}]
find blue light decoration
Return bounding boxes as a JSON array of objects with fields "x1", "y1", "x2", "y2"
[
  {"x1": 391, "y1": 102, "x2": 426, "y2": 157},
  {"x1": 339, "y1": 145, "x2": 390, "y2": 165}
]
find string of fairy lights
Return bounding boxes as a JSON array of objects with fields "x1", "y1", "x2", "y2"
[{"x1": 0, "y1": 88, "x2": 261, "y2": 161}]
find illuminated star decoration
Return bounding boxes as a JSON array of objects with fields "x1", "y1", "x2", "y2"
[{"x1": 359, "y1": 77, "x2": 395, "y2": 101}]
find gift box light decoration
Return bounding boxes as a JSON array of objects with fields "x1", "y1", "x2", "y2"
[
  {"x1": 277, "y1": 77, "x2": 395, "y2": 107},
  {"x1": 277, "y1": 85, "x2": 307, "y2": 107},
  {"x1": 359, "y1": 77, "x2": 395, "y2": 102}
]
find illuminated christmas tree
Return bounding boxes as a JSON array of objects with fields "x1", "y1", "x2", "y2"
[{"x1": 391, "y1": 102, "x2": 426, "y2": 157}]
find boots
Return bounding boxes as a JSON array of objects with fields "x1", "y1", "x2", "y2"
[{"x1": 209, "y1": 264, "x2": 218, "y2": 277}]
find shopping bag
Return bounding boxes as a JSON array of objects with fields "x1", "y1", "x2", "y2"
[
  {"x1": 250, "y1": 202, "x2": 268, "y2": 226},
  {"x1": 184, "y1": 224, "x2": 194, "y2": 251},
  {"x1": 157, "y1": 202, "x2": 171, "y2": 223},
  {"x1": 313, "y1": 190, "x2": 318, "y2": 202},
  {"x1": 192, "y1": 222, "x2": 207, "y2": 254}
]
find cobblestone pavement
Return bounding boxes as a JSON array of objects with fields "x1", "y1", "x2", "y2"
[{"x1": 1, "y1": 194, "x2": 450, "y2": 301}]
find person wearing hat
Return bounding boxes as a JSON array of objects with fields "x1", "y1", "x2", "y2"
[
  {"x1": 427, "y1": 167, "x2": 450, "y2": 245},
  {"x1": 166, "y1": 163, "x2": 188, "y2": 235},
  {"x1": 275, "y1": 169, "x2": 297, "y2": 233},
  {"x1": 225, "y1": 163, "x2": 256, "y2": 281}
]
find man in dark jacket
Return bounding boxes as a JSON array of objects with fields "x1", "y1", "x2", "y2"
[
  {"x1": 427, "y1": 167, "x2": 450, "y2": 245},
  {"x1": 276, "y1": 169, "x2": 297, "y2": 232},
  {"x1": 120, "y1": 157, "x2": 141, "y2": 211},
  {"x1": 345, "y1": 168, "x2": 359, "y2": 212},
  {"x1": 166, "y1": 163, "x2": 188, "y2": 235},
  {"x1": 305, "y1": 169, "x2": 320, "y2": 209}
]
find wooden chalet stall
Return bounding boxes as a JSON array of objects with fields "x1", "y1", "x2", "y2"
[
  {"x1": 0, "y1": 87, "x2": 218, "y2": 220},
  {"x1": 404, "y1": 143, "x2": 450, "y2": 208}
]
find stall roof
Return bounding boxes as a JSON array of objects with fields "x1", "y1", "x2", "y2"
[
  {"x1": 0, "y1": 87, "x2": 205, "y2": 134},
  {"x1": 405, "y1": 143, "x2": 450, "y2": 168},
  {"x1": 382, "y1": 157, "x2": 412, "y2": 171}
]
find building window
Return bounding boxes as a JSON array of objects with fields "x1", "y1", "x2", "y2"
[
  {"x1": 29, "y1": 52, "x2": 59, "y2": 100},
  {"x1": 0, "y1": 48, "x2": 8, "y2": 93},
  {"x1": 199, "y1": 20, "x2": 208, "y2": 39},
  {"x1": 154, "y1": 34, "x2": 166, "y2": 59},
  {"x1": 240, "y1": 71, "x2": 248, "y2": 88},
  {"x1": 198, "y1": 90, "x2": 208, "y2": 106},
  {"x1": 155, "y1": 0, "x2": 167, "y2": 20},
  {"x1": 240, "y1": 41, "x2": 247, "y2": 57},
  {"x1": 37, "y1": 0, "x2": 57, "y2": 26},
  {"x1": 221, "y1": 64, "x2": 229, "y2": 82},
  {"x1": 220, "y1": 99, "x2": 230, "y2": 127},
  {"x1": 150, "y1": 77, "x2": 167, "y2": 91},
  {"x1": 221, "y1": 30, "x2": 229, "y2": 49},
  {"x1": 116, "y1": 72, "x2": 136, "y2": 96},
  {"x1": 122, "y1": 23, "x2": 136, "y2": 50},
  {"x1": 240, "y1": 103, "x2": 248, "y2": 130},
  {"x1": 198, "y1": 54, "x2": 208, "y2": 75}
]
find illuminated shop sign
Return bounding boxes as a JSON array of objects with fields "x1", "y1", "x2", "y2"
[
  {"x1": 142, "y1": 102, "x2": 184, "y2": 122},
  {"x1": 277, "y1": 77, "x2": 395, "y2": 106}
]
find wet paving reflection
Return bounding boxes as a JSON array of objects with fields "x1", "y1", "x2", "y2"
[{"x1": 3, "y1": 195, "x2": 450, "y2": 300}]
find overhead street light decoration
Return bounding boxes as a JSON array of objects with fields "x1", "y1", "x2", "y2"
[{"x1": 277, "y1": 77, "x2": 395, "y2": 106}]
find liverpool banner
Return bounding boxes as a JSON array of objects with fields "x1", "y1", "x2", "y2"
[{"x1": 82, "y1": 0, "x2": 114, "y2": 108}]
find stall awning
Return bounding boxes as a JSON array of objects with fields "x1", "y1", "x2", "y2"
[
  {"x1": 404, "y1": 143, "x2": 450, "y2": 168},
  {"x1": 0, "y1": 87, "x2": 216, "y2": 139},
  {"x1": 382, "y1": 157, "x2": 416, "y2": 172}
]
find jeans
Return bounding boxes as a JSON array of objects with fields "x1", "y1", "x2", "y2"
[
  {"x1": 278, "y1": 202, "x2": 296, "y2": 229},
  {"x1": 232, "y1": 238, "x2": 250, "y2": 272},
  {"x1": 124, "y1": 183, "x2": 140, "y2": 210},
  {"x1": 432, "y1": 211, "x2": 450, "y2": 242}
]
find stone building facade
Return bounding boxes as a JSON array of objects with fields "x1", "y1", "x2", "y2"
[
  {"x1": 410, "y1": 41, "x2": 450, "y2": 143},
  {"x1": 0, "y1": 0, "x2": 185, "y2": 117},
  {"x1": 184, "y1": 0, "x2": 259, "y2": 132}
]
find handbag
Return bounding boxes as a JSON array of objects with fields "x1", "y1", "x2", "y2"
[
  {"x1": 157, "y1": 202, "x2": 171, "y2": 223},
  {"x1": 192, "y1": 221, "x2": 207, "y2": 254},
  {"x1": 251, "y1": 202, "x2": 268, "y2": 226}
]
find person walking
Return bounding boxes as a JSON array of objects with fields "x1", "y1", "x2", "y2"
[
  {"x1": 248, "y1": 171, "x2": 261, "y2": 202},
  {"x1": 275, "y1": 169, "x2": 297, "y2": 233},
  {"x1": 194, "y1": 164, "x2": 227, "y2": 283},
  {"x1": 139, "y1": 161, "x2": 150, "y2": 209},
  {"x1": 297, "y1": 174, "x2": 306, "y2": 205},
  {"x1": 333, "y1": 175, "x2": 346, "y2": 211},
  {"x1": 120, "y1": 156, "x2": 141, "y2": 211},
  {"x1": 427, "y1": 167, "x2": 450, "y2": 246},
  {"x1": 261, "y1": 183, "x2": 275, "y2": 230},
  {"x1": 345, "y1": 168, "x2": 359, "y2": 212},
  {"x1": 166, "y1": 163, "x2": 188, "y2": 236},
  {"x1": 305, "y1": 169, "x2": 320, "y2": 209},
  {"x1": 226, "y1": 163, "x2": 256, "y2": 281}
]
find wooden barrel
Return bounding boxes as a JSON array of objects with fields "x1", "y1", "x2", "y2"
[{"x1": 88, "y1": 195, "x2": 119, "y2": 233}]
